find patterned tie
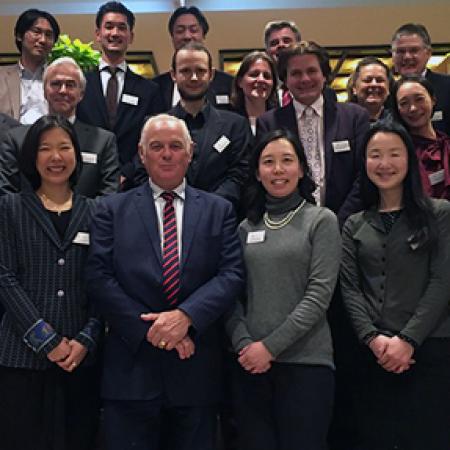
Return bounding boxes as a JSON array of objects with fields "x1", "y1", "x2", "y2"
[
  {"x1": 300, "y1": 106, "x2": 322, "y2": 205},
  {"x1": 281, "y1": 87, "x2": 292, "y2": 106},
  {"x1": 105, "y1": 66, "x2": 119, "y2": 129},
  {"x1": 161, "y1": 192, "x2": 180, "y2": 305}
]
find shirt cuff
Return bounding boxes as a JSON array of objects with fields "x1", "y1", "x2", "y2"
[{"x1": 23, "y1": 319, "x2": 58, "y2": 353}]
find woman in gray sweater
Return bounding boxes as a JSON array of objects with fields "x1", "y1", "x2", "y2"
[{"x1": 226, "y1": 129, "x2": 341, "y2": 450}]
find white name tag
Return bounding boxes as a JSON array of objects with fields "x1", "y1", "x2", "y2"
[
  {"x1": 122, "y1": 93, "x2": 139, "y2": 106},
  {"x1": 73, "y1": 232, "x2": 90, "y2": 246},
  {"x1": 214, "y1": 135, "x2": 230, "y2": 153},
  {"x1": 431, "y1": 110, "x2": 443, "y2": 122},
  {"x1": 246, "y1": 230, "x2": 265, "y2": 244},
  {"x1": 81, "y1": 152, "x2": 97, "y2": 164},
  {"x1": 332, "y1": 140, "x2": 351, "y2": 153},
  {"x1": 429, "y1": 169, "x2": 445, "y2": 186},
  {"x1": 215, "y1": 94, "x2": 229, "y2": 105}
]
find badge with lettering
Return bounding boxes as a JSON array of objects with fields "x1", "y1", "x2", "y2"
[
  {"x1": 73, "y1": 232, "x2": 90, "y2": 246},
  {"x1": 431, "y1": 110, "x2": 443, "y2": 122},
  {"x1": 332, "y1": 140, "x2": 351, "y2": 153},
  {"x1": 122, "y1": 93, "x2": 139, "y2": 106},
  {"x1": 214, "y1": 135, "x2": 231, "y2": 153},
  {"x1": 81, "y1": 152, "x2": 98, "y2": 164},
  {"x1": 216, "y1": 94, "x2": 230, "y2": 105},
  {"x1": 246, "y1": 230, "x2": 266, "y2": 244},
  {"x1": 429, "y1": 169, "x2": 444, "y2": 186}
]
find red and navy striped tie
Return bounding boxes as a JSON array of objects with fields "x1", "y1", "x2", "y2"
[{"x1": 161, "y1": 192, "x2": 180, "y2": 305}]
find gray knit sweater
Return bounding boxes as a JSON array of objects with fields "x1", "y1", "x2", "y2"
[{"x1": 226, "y1": 202, "x2": 341, "y2": 369}]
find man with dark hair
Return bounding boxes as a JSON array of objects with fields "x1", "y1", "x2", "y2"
[
  {"x1": 153, "y1": 6, "x2": 234, "y2": 111},
  {"x1": 391, "y1": 22, "x2": 450, "y2": 135},
  {"x1": 264, "y1": 20, "x2": 301, "y2": 62},
  {"x1": 0, "y1": 8, "x2": 60, "y2": 124},
  {"x1": 77, "y1": 1, "x2": 162, "y2": 185}
]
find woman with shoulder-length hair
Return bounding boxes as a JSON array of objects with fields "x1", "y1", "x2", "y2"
[
  {"x1": 340, "y1": 118, "x2": 450, "y2": 450},
  {"x1": 227, "y1": 129, "x2": 341, "y2": 450},
  {"x1": 0, "y1": 115, "x2": 102, "y2": 450},
  {"x1": 393, "y1": 74, "x2": 449, "y2": 200}
]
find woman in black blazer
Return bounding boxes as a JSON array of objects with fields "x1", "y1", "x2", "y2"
[{"x1": 0, "y1": 115, "x2": 101, "y2": 450}]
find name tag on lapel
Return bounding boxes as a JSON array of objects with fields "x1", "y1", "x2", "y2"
[
  {"x1": 429, "y1": 169, "x2": 444, "y2": 186},
  {"x1": 247, "y1": 230, "x2": 265, "y2": 244},
  {"x1": 122, "y1": 94, "x2": 139, "y2": 106},
  {"x1": 432, "y1": 110, "x2": 443, "y2": 122},
  {"x1": 73, "y1": 232, "x2": 90, "y2": 246},
  {"x1": 81, "y1": 152, "x2": 97, "y2": 164},
  {"x1": 216, "y1": 94, "x2": 229, "y2": 105},
  {"x1": 332, "y1": 140, "x2": 351, "y2": 153},
  {"x1": 214, "y1": 135, "x2": 230, "y2": 153}
]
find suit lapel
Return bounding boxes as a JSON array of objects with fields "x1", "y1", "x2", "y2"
[
  {"x1": 90, "y1": 70, "x2": 109, "y2": 127},
  {"x1": 277, "y1": 103, "x2": 298, "y2": 135},
  {"x1": 115, "y1": 68, "x2": 135, "y2": 128},
  {"x1": 181, "y1": 186, "x2": 201, "y2": 269},
  {"x1": 61, "y1": 195, "x2": 89, "y2": 250},
  {"x1": 323, "y1": 98, "x2": 337, "y2": 181},
  {"x1": 133, "y1": 183, "x2": 162, "y2": 265},
  {"x1": 7, "y1": 65, "x2": 20, "y2": 120}
]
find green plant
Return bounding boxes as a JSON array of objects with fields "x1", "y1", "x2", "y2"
[{"x1": 48, "y1": 34, "x2": 100, "y2": 71}]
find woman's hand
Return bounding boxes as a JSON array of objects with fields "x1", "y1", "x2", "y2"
[
  {"x1": 175, "y1": 336, "x2": 195, "y2": 360},
  {"x1": 47, "y1": 337, "x2": 71, "y2": 363},
  {"x1": 377, "y1": 336, "x2": 415, "y2": 373},
  {"x1": 238, "y1": 341, "x2": 273, "y2": 374},
  {"x1": 57, "y1": 339, "x2": 88, "y2": 372}
]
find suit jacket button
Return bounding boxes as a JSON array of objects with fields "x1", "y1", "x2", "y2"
[
  {"x1": 57, "y1": 290, "x2": 65, "y2": 298},
  {"x1": 58, "y1": 258, "x2": 65, "y2": 266}
]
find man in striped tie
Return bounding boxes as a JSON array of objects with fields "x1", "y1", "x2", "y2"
[{"x1": 87, "y1": 113, "x2": 244, "y2": 450}]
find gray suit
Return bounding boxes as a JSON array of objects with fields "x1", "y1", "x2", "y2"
[{"x1": 0, "y1": 119, "x2": 120, "y2": 198}]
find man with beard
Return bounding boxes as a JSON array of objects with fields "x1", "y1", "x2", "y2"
[{"x1": 164, "y1": 42, "x2": 251, "y2": 208}]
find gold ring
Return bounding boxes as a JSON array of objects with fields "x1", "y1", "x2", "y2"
[{"x1": 159, "y1": 340, "x2": 167, "y2": 349}]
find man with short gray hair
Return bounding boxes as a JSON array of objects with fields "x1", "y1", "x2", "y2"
[{"x1": 264, "y1": 20, "x2": 301, "y2": 62}]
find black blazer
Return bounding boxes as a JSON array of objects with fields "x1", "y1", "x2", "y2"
[
  {"x1": 0, "y1": 192, "x2": 101, "y2": 370},
  {"x1": 153, "y1": 70, "x2": 234, "y2": 112},
  {"x1": 426, "y1": 70, "x2": 450, "y2": 136},
  {"x1": 0, "y1": 120, "x2": 120, "y2": 198},
  {"x1": 77, "y1": 68, "x2": 164, "y2": 177}
]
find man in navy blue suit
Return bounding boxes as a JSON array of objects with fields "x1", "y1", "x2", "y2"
[{"x1": 86, "y1": 113, "x2": 244, "y2": 450}]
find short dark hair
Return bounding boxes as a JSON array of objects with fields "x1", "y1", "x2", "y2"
[
  {"x1": 96, "y1": 1, "x2": 135, "y2": 30},
  {"x1": 277, "y1": 41, "x2": 331, "y2": 84},
  {"x1": 347, "y1": 56, "x2": 394, "y2": 104},
  {"x1": 245, "y1": 129, "x2": 316, "y2": 224},
  {"x1": 168, "y1": 7, "x2": 209, "y2": 37},
  {"x1": 392, "y1": 74, "x2": 436, "y2": 126},
  {"x1": 14, "y1": 9, "x2": 60, "y2": 53},
  {"x1": 360, "y1": 118, "x2": 436, "y2": 248},
  {"x1": 263, "y1": 20, "x2": 301, "y2": 49},
  {"x1": 171, "y1": 42, "x2": 212, "y2": 72},
  {"x1": 391, "y1": 23, "x2": 431, "y2": 48},
  {"x1": 231, "y1": 51, "x2": 278, "y2": 113},
  {"x1": 18, "y1": 115, "x2": 83, "y2": 190}
]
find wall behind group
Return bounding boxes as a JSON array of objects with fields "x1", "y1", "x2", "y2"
[{"x1": 1, "y1": 3, "x2": 449, "y2": 74}]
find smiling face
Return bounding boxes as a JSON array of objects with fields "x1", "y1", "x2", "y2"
[
  {"x1": 353, "y1": 63, "x2": 389, "y2": 112},
  {"x1": 36, "y1": 127, "x2": 77, "y2": 189},
  {"x1": 96, "y1": 12, "x2": 134, "y2": 59},
  {"x1": 366, "y1": 131, "x2": 408, "y2": 198},
  {"x1": 286, "y1": 54, "x2": 326, "y2": 106},
  {"x1": 392, "y1": 33, "x2": 431, "y2": 76},
  {"x1": 396, "y1": 81, "x2": 435, "y2": 135},
  {"x1": 257, "y1": 138, "x2": 304, "y2": 198},
  {"x1": 171, "y1": 13, "x2": 204, "y2": 50},
  {"x1": 238, "y1": 58, "x2": 274, "y2": 102},
  {"x1": 266, "y1": 27, "x2": 297, "y2": 62},
  {"x1": 20, "y1": 17, "x2": 55, "y2": 63}
]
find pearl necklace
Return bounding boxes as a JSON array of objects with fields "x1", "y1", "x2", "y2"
[{"x1": 263, "y1": 200, "x2": 306, "y2": 230}]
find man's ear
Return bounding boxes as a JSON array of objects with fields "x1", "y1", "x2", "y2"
[
  {"x1": 170, "y1": 69, "x2": 176, "y2": 83},
  {"x1": 138, "y1": 143, "x2": 145, "y2": 164}
]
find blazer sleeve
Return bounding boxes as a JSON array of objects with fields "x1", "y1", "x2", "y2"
[
  {"x1": 98, "y1": 132, "x2": 120, "y2": 195},
  {"x1": 261, "y1": 208, "x2": 342, "y2": 357},
  {"x1": 0, "y1": 130, "x2": 21, "y2": 195}
]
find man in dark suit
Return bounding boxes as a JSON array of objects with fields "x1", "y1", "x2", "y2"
[
  {"x1": 86, "y1": 113, "x2": 244, "y2": 450},
  {"x1": 391, "y1": 23, "x2": 450, "y2": 135},
  {"x1": 76, "y1": 1, "x2": 163, "y2": 183},
  {"x1": 153, "y1": 6, "x2": 233, "y2": 111},
  {"x1": 0, "y1": 57, "x2": 120, "y2": 198}
]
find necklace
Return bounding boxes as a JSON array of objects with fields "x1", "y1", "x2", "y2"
[
  {"x1": 38, "y1": 192, "x2": 73, "y2": 216},
  {"x1": 263, "y1": 200, "x2": 306, "y2": 230}
]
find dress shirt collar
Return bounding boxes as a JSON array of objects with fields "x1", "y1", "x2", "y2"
[
  {"x1": 172, "y1": 100, "x2": 211, "y2": 122},
  {"x1": 99, "y1": 58, "x2": 127, "y2": 73},
  {"x1": 149, "y1": 178, "x2": 186, "y2": 201},
  {"x1": 18, "y1": 60, "x2": 45, "y2": 79},
  {"x1": 293, "y1": 94, "x2": 324, "y2": 120}
]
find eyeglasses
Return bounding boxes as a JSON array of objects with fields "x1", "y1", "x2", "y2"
[
  {"x1": 48, "y1": 80, "x2": 79, "y2": 91},
  {"x1": 27, "y1": 26, "x2": 55, "y2": 41}
]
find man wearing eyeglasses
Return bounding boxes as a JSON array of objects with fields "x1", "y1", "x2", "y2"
[
  {"x1": 0, "y1": 9, "x2": 60, "y2": 124},
  {"x1": 391, "y1": 23, "x2": 450, "y2": 135}
]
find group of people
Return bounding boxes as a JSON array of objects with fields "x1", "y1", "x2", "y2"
[{"x1": 0, "y1": 2, "x2": 449, "y2": 450}]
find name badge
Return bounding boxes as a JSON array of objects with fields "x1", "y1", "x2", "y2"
[
  {"x1": 81, "y1": 152, "x2": 98, "y2": 164},
  {"x1": 122, "y1": 93, "x2": 139, "y2": 106},
  {"x1": 73, "y1": 232, "x2": 90, "y2": 246},
  {"x1": 215, "y1": 94, "x2": 229, "y2": 105},
  {"x1": 429, "y1": 169, "x2": 444, "y2": 186},
  {"x1": 332, "y1": 140, "x2": 351, "y2": 153},
  {"x1": 214, "y1": 135, "x2": 230, "y2": 153},
  {"x1": 246, "y1": 230, "x2": 265, "y2": 244},
  {"x1": 431, "y1": 110, "x2": 443, "y2": 122}
]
